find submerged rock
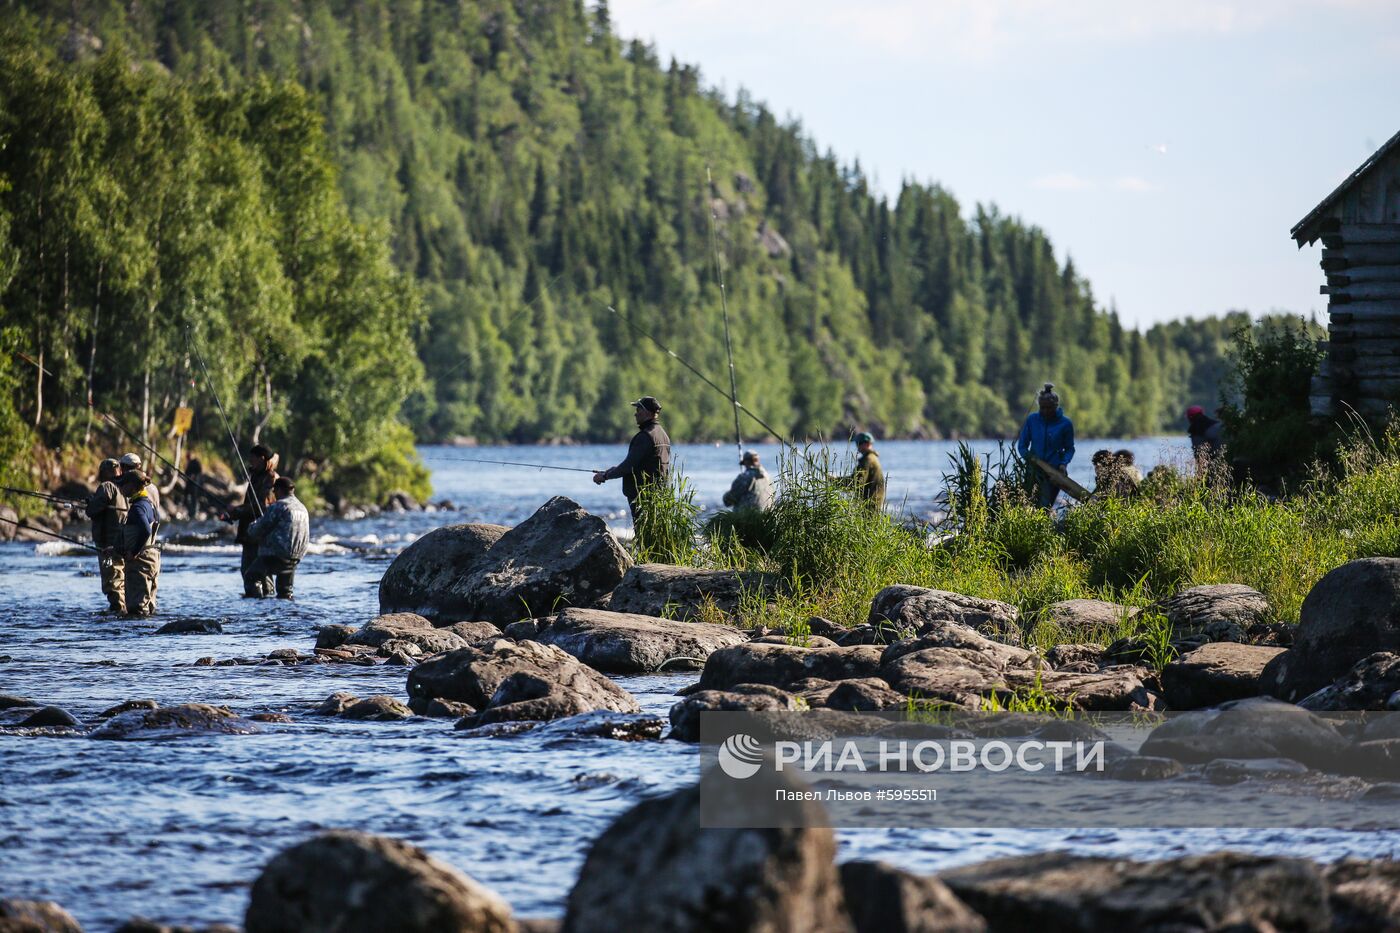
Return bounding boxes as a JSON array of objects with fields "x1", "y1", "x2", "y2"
[
  {"x1": 91, "y1": 703, "x2": 260, "y2": 740},
  {"x1": 605, "y1": 563, "x2": 785, "y2": 621},
  {"x1": 563, "y1": 771, "x2": 849, "y2": 933},
  {"x1": 534, "y1": 607, "x2": 748, "y2": 673},
  {"x1": 98, "y1": 699, "x2": 159, "y2": 719},
  {"x1": 342, "y1": 695, "x2": 414, "y2": 721},
  {"x1": 1263, "y1": 558, "x2": 1400, "y2": 702},
  {"x1": 314, "y1": 692, "x2": 359, "y2": 716},
  {"x1": 377, "y1": 522, "x2": 508, "y2": 621},
  {"x1": 938, "y1": 850, "x2": 1328, "y2": 932},
  {"x1": 1161, "y1": 642, "x2": 1285, "y2": 709},
  {"x1": 245, "y1": 830, "x2": 515, "y2": 933},
  {"x1": 408, "y1": 640, "x2": 640, "y2": 725},
  {"x1": 839, "y1": 860, "x2": 986, "y2": 933},
  {"x1": 154, "y1": 618, "x2": 223, "y2": 635},
  {"x1": 316, "y1": 624, "x2": 356, "y2": 649},
  {"x1": 0, "y1": 694, "x2": 35, "y2": 710},
  {"x1": 20, "y1": 706, "x2": 80, "y2": 728}
]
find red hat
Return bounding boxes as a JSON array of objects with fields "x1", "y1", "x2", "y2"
[{"x1": 1186, "y1": 405, "x2": 1204, "y2": 419}]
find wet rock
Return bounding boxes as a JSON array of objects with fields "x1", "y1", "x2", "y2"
[
  {"x1": 869, "y1": 586, "x2": 1021, "y2": 644},
  {"x1": 267, "y1": 648, "x2": 302, "y2": 662},
  {"x1": 606, "y1": 563, "x2": 785, "y2": 621},
  {"x1": 245, "y1": 830, "x2": 515, "y2": 933},
  {"x1": 939, "y1": 851, "x2": 1328, "y2": 932},
  {"x1": 1103, "y1": 755, "x2": 1184, "y2": 781},
  {"x1": 408, "y1": 640, "x2": 640, "y2": 723},
  {"x1": 698, "y1": 642, "x2": 883, "y2": 692},
  {"x1": 92, "y1": 703, "x2": 260, "y2": 739},
  {"x1": 563, "y1": 771, "x2": 849, "y2": 933},
  {"x1": 1139, "y1": 697, "x2": 1349, "y2": 768},
  {"x1": 669, "y1": 684, "x2": 804, "y2": 742},
  {"x1": 377, "y1": 522, "x2": 508, "y2": 621},
  {"x1": 457, "y1": 497, "x2": 632, "y2": 624},
  {"x1": 316, "y1": 624, "x2": 356, "y2": 649},
  {"x1": 1202, "y1": 757, "x2": 1309, "y2": 785},
  {"x1": 1161, "y1": 642, "x2": 1286, "y2": 709},
  {"x1": 155, "y1": 618, "x2": 223, "y2": 635},
  {"x1": 1043, "y1": 599, "x2": 1137, "y2": 633},
  {"x1": 0, "y1": 694, "x2": 35, "y2": 710},
  {"x1": 350, "y1": 613, "x2": 469, "y2": 655},
  {"x1": 1297, "y1": 652, "x2": 1400, "y2": 712},
  {"x1": 535, "y1": 607, "x2": 748, "y2": 673},
  {"x1": 314, "y1": 692, "x2": 360, "y2": 716},
  {"x1": 20, "y1": 706, "x2": 79, "y2": 728},
  {"x1": 250, "y1": 713, "x2": 294, "y2": 724},
  {"x1": 1325, "y1": 857, "x2": 1400, "y2": 932},
  {"x1": 342, "y1": 695, "x2": 414, "y2": 721},
  {"x1": 839, "y1": 860, "x2": 987, "y2": 933},
  {"x1": 0, "y1": 898, "x2": 82, "y2": 933},
  {"x1": 527, "y1": 710, "x2": 667, "y2": 742},
  {"x1": 1160, "y1": 583, "x2": 1271, "y2": 635},
  {"x1": 1262, "y1": 559, "x2": 1400, "y2": 702},
  {"x1": 409, "y1": 697, "x2": 476, "y2": 718},
  {"x1": 98, "y1": 699, "x2": 159, "y2": 719}
]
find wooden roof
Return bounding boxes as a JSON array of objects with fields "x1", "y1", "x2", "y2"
[{"x1": 1292, "y1": 128, "x2": 1400, "y2": 246}]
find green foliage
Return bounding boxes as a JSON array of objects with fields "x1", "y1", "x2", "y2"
[
  {"x1": 1218, "y1": 317, "x2": 1326, "y2": 466},
  {"x1": 632, "y1": 470, "x2": 702, "y2": 565},
  {"x1": 9, "y1": 0, "x2": 1259, "y2": 452},
  {"x1": 0, "y1": 329, "x2": 36, "y2": 495}
]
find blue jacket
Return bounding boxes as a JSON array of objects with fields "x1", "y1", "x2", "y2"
[
  {"x1": 121, "y1": 493, "x2": 158, "y2": 556},
  {"x1": 1017, "y1": 408, "x2": 1075, "y2": 469}
]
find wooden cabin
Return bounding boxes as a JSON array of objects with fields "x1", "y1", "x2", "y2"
[{"x1": 1292, "y1": 129, "x2": 1400, "y2": 420}]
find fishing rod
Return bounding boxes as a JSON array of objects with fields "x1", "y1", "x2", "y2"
[
  {"x1": 418, "y1": 454, "x2": 600, "y2": 474},
  {"x1": 706, "y1": 165, "x2": 744, "y2": 461},
  {"x1": 0, "y1": 486, "x2": 85, "y2": 507},
  {"x1": 187, "y1": 325, "x2": 261, "y2": 517},
  {"x1": 0, "y1": 515, "x2": 100, "y2": 553},
  {"x1": 95, "y1": 409, "x2": 230, "y2": 512}
]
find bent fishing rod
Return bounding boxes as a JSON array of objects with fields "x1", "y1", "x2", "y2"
[
  {"x1": 706, "y1": 165, "x2": 744, "y2": 461},
  {"x1": 0, "y1": 515, "x2": 100, "y2": 553},
  {"x1": 186, "y1": 325, "x2": 261, "y2": 517},
  {"x1": 418, "y1": 454, "x2": 600, "y2": 474},
  {"x1": 94, "y1": 409, "x2": 230, "y2": 512}
]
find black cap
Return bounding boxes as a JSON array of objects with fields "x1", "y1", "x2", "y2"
[{"x1": 631, "y1": 396, "x2": 662, "y2": 414}]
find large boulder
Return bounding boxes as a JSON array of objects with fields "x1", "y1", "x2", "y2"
[
  {"x1": 668, "y1": 684, "x2": 805, "y2": 742},
  {"x1": 606, "y1": 563, "x2": 785, "y2": 621},
  {"x1": 1138, "y1": 697, "x2": 1350, "y2": 768},
  {"x1": 1043, "y1": 599, "x2": 1136, "y2": 633},
  {"x1": 838, "y1": 861, "x2": 986, "y2": 933},
  {"x1": 1299, "y1": 652, "x2": 1400, "y2": 712},
  {"x1": 938, "y1": 851, "x2": 1329, "y2": 932},
  {"x1": 91, "y1": 703, "x2": 260, "y2": 739},
  {"x1": 698, "y1": 643, "x2": 883, "y2": 692},
  {"x1": 1326, "y1": 858, "x2": 1400, "y2": 931},
  {"x1": 562, "y1": 774, "x2": 851, "y2": 933},
  {"x1": 378, "y1": 523, "x2": 508, "y2": 621},
  {"x1": 1161, "y1": 642, "x2": 1286, "y2": 709},
  {"x1": 869, "y1": 587, "x2": 1020, "y2": 644},
  {"x1": 349, "y1": 613, "x2": 470, "y2": 655},
  {"x1": 407, "y1": 640, "x2": 640, "y2": 724},
  {"x1": 245, "y1": 830, "x2": 515, "y2": 933},
  {"x1": 459, "y1": 497, "x2": 632, "y2": 624},
  {"x1": 1159, "y1": 584, "x2": 1270, "y2": 638},
  {"x1": 0, "y1": 899, "x2": 82, "y2": 933},
  {"x1": 535, "y1": 608, "x2": 748, "y2": 673},
  {"x1": 1263, "y1": 559, "x2": 1400, "y2": 701}
]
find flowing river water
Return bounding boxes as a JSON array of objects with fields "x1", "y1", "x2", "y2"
[{"x1": 2, "y1": 439, "x2": 1397, "y2": 929}]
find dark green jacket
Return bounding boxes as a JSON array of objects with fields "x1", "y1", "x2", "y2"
[
  {"x1": 603, "y1": 419, "x2": 672, "y2": 501},
  {"x1": 853, "y1": 449, "x2": 886, "y2": 508},
  {"x1": 85, "y1": 481, "x2": 126, "y2": 549}
]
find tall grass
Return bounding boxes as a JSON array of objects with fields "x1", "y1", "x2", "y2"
[{"x1": 679, "y1": 426, "x2": 1400, "y2": 643}]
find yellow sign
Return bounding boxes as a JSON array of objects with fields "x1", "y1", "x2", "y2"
[{"x1": 172, "y1": 407, "x2": 194, "y2": 437}]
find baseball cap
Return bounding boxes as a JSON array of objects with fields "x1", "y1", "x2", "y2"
[
  {"x1": 631, "y1": 396, "x2": 662, "y2": 414},
  {"x1": 854, "y1": 432, "x2": 874, "y2": 446},
  {"x1": 1186, "y1": 405, "x2": 1204, "y2": 419},
  {"x1": 119, "y1": 453, "x2": 142, "y2": 469},
  {"x1": 741, "y1": 449, "x2": 759, "y2": 464}
]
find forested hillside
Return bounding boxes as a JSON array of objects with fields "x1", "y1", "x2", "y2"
[{"x1": 6, "y1": 0, "x2": 1273, "y2": 462}]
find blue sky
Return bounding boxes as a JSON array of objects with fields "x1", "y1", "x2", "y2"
[{"x1": 610, "y1": 0, "x2": 1400, "y2": 328}]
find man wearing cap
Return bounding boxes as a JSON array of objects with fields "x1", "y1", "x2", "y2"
[
  {"x1": 116, "y1": 469, "x2": 161, "y2": 616},
  {"x1": 849, "y1": 432, "x2": 886, "y2": 509},
  {"x1": 85, "y1": 458, "x2": 127, "y2": 613},
  {"x1": 220, "y1": 444, "x2": 280, "y2": 597},
  {"x1": 723, "y1": 450, "x2": 774, "y2": 512},
  {"x1": 1186, "y1": 405, "x2": 1225, "y2": 464},
  {"x1": 592, "y1": 396, "x2": 672, "y2": 521},
  {"x1": 244, "y1": 476, "x2": 310, "y2": 599},
  {"x1": 118, "y1": 452, "x2": 162, "y2": 518}
]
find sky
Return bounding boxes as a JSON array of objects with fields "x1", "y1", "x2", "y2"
[{"x1": 609, "y1": 0, "x2": 1400, "y2": 329}]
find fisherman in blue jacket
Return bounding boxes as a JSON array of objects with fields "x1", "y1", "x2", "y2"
[{"x1": 1016, "y1": 383, "x2": 1076, "y2": 510}]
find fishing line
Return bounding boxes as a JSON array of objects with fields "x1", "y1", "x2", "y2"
[
  {"x1": 0, "y1": 515, "x2": 100, "y2": 553},
  {"x1": 705, "y1": 165, "x2": 744, "y2": 461},
  {"x1": 187, "y1": 326, "x2": 261, "y2": 516}
]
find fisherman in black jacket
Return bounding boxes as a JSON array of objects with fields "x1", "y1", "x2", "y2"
[{"x1": 593, "y1": 396, "x2": 672, "y2": 521}]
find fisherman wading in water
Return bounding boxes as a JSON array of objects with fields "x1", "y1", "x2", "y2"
[{"x1": 593, "y1": 396, "x2": 672, "y2": 522}]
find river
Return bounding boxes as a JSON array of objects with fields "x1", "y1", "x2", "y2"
[{"x1": 2, "y1": 438, "x2": 1396, "y2": 929}]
